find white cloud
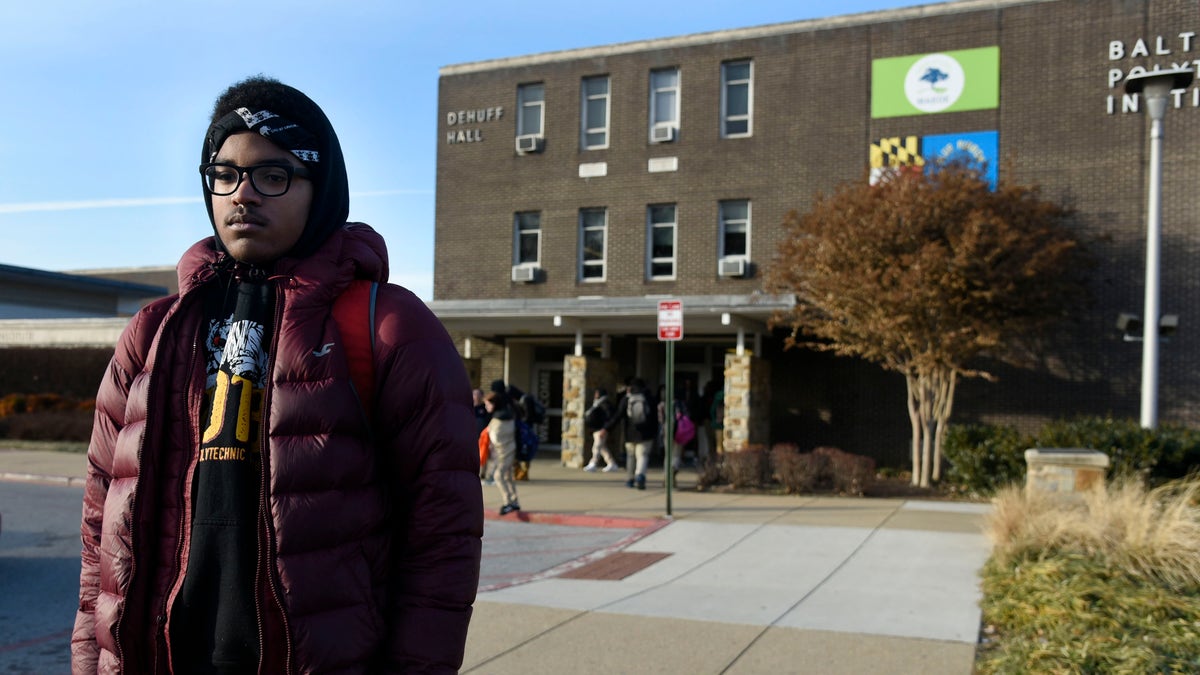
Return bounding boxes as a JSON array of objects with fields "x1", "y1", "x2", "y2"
[
  {"x1": 0, "y1": 189, "x2": 431, "y2": 214},
  {"x1": 0, "y1": 197, "x2": 201, "y2": 214}
]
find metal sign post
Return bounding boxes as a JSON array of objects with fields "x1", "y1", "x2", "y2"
[{"x1": 657, "y1": 300, "x2": 682, "y2": 516}]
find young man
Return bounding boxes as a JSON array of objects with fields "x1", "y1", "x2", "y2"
[
  {"x1": 605, "y1": 378, "x2": 657, "y2": 490},
  {"x1": 72, "y1": 77, "x2": 483, "y2": 674}
]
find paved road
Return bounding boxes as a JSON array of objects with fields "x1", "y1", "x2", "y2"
[
  {"x1": 0, "y1": 480, "x2": 646, "y2": 674},
  {"x1": 0, "y1": 481, "x2": 82, "y2": 675}
]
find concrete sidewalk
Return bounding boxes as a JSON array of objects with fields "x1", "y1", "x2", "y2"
[
  {"x1": 1, "y1": 448, "x2": 993, "y2": 673},
  {"x1": 472, "y1": 459, "x2": 991, "y2": 674}
]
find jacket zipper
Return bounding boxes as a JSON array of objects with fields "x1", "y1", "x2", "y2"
[
  {"x1": 159, "y1": 323, "x2": 203, "y2": 674},
  {"x1": 114, "y1": 265, "x2": 214, "y2": 673},
  {"x1": 256, "y1": 278, "x2": 293, "y2": 674}
]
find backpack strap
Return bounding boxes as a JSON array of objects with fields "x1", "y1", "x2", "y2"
[{"x1": 332, "y1": 280, "x2": 378, "y2": 421}]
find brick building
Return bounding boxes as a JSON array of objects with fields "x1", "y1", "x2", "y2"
[{"x1": 430, "y1": 0, "x2": 1200, "y2": 467}]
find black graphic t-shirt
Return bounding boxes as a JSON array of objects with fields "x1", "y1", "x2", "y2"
[{"x1": 173, "y1": 279, "x2": 273, "y2": 674}]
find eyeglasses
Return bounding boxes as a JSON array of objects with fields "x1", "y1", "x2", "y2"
[{"x1": 200, "y1": 162, "x2": 311, "y2": 197}]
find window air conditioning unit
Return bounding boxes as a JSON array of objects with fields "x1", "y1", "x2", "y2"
[
  {"x1": 718, "y1": 258, "x2": 747, "y2": 278},
  {"x1": 511, "y1": 265, "x2": 539, "y2": 283},
  {"x1": 650, "y1": 125, "x2": 675, "y2": 143},
  {"x1": 515, "y1": 134, "x2": 542, "y2": 154}
]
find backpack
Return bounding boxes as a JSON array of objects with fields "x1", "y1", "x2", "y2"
[
  {"x1": 332, "y1": 280, "x2": 379, "y2": 422},
  {"x1": 673, "y1": 411, "x2": 696, "y2": 446},
  {"x1": 626, "y1": 392, "x2": 648, "y2": 425},
  {"x1": 520, "y1": 393, "x2": 546, "y2": 425},
  {"x1": 516, "y1": 420, "x2": 539, "y2": 461},
  {"x1": 478, "y1": 427, "x2": 491, "y2": 468}
]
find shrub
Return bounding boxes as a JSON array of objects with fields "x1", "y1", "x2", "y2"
[
  {"x1": 0, "y1": 409, "x2": 94, "y2": 441},
  {"x1": 945, "y1": 417, "x2": 1200, "y2": 496},
  {"x1": 1035, "y1": 416, "x2": 1200, "y2": 483},
  {"x1": 695, "y1": 454, "x2": 724, "y2": 489},
  {"x1": 770, "y1": 442, "x2": 823, "y2": 494},
  {"x1": 816, "y1": 446, "x2": 875, "y2": 496},
  {"x1": 943, "y1": 424, "x2": 1030, "y2": 496},
  {"x1": 1036, "y1": 416, "x2": 1156, "y2": 479},
  {"x1": 0, "y1": 392, "x2": 90, "y2": 418},
  {"x1": 723, "y1": 444, "x2": 769, "y2": 488}
]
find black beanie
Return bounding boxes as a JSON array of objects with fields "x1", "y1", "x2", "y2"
[{"x1": 202, "y1": 77, "x2": 350, "y2": 262}]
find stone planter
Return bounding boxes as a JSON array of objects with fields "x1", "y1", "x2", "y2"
[{"x1": 1024, "y1": 448, "x2": 1110, "y2": 495}]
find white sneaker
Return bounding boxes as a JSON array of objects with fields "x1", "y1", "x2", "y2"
[
  {"x1": 583, "y1": 465, "x2": 598, "y2": 472},
  {"x1": 602, "y1": 464, "x2": 620, "y2": 472}
]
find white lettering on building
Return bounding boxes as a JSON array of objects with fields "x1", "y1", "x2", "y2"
[
  {"x1": 444, "y1": 106, "x2": 504, "y2": 144},
  {"x1": 1106, "y1": 31, "x2": 1200, "y2": 115}
]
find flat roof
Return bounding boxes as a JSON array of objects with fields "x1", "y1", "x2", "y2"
[
  {"x1": 440, "y1": 0, "x2": 1052, "y2": 75},
  {"x1": 0, "y1": 263, "x2": 168, "y2": 298}
]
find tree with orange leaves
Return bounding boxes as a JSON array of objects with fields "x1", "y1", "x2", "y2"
[{"x1": 767, "y1": 164, "x2": 1090, "y2": 487}]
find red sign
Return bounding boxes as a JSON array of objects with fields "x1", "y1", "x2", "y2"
[{"x1": 658, "y1": 300, "x2": 683, "y2": 341}]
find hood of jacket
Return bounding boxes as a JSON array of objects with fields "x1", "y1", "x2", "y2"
[{"x1": 176, "y1": 222, "x2": 389, "y2": 302}]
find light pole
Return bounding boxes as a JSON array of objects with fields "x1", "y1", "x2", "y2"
[{"x1": 1124, "y1": 67, "x2": 1193, "y2": 429}]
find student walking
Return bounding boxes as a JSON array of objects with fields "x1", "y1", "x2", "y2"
[
  {"x1": 583, "y1": 387, "x2": 619, "y2": 472},
  {"x1": 485, "y1": 390, "x2": 521, "y2": 514},
  {"x1": 605, "y1": 378, "x2": 657, "y2": 490}
]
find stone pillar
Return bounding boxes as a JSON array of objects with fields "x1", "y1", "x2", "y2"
[
  {"x1": 561, "y1": 355, "x2": 620, "y2": 467},
  {"x1": 1024, "y1": 448, "x2": 1110, "y2": 496},
  {"x1": 723, "y1": 353, "x2": 771, "y2": 451}
]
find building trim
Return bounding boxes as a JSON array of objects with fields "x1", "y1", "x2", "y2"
[
  {"x1": 0, "y1": 317, "x2": 132, "y2": 347},
  {"x1": 429, "y1": 293, "x2": 793, "y2": 337},
  {"x1": 439, "y1": 0, "x2": 1053, "y2": 76}
]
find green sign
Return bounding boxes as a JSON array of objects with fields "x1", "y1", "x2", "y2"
[{"x1": 871, "y1": 46, "x2": 999, "y2": 118}]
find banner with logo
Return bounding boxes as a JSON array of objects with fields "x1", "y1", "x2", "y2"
[
  {"x1": 921, "y1": 130, "x2": 998, "y2": 189},
  {"x1": 871, "y1": 47, "x2": 999, "y2": 118},
  {"x1": 869, "y1": 130, "x2": 999, "y2": 189}
]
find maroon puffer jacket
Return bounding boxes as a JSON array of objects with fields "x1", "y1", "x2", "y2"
[{"x1": 72, "y1": 224, "x2": 483, "y2": 674}]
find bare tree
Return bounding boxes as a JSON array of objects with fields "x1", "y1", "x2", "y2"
[{"x1": 767, "y1": 165, "x2": 1089, "y2": 487}]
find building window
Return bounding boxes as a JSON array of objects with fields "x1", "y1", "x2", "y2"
[
  {"x1": 579, "y1": 208, "x2": 607, "y2": 281},
  {"x1": 721, "y1": 60, "x2": 753, "y2": 137},
  {"x1": 581, "y1": 76, "x2": 610, "y2": 150},
  {"x1": 517, "y1": 83, "x2": 545, "y2": 137},
  {"x1": 649, "y1": 67, "x2": 680, "y2": 141},
  {"x1": 719, "y1": 200, "x2": 750, "y2": 259},
  {"x1": 648, "y1": 204, "x2": 677, "y2": 280},
  {"x1": 515, "y1": 211, "x2": 541, "y2": 265}
]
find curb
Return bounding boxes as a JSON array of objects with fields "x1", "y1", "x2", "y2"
[
  {"x1": 0, "y1": 472, "x2": 85, "y2": 487},
  {"x1": 483, "y1": 508, "x2": 665, "y2": 530}
]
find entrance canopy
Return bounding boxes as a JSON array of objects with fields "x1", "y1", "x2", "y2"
[{"x1": 427, "y1": 293, "x2": 796, "y2": 338}]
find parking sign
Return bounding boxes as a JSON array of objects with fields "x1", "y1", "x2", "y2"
[{"x1": 658, "y1": 300, "x2": 682, "y2": 341}]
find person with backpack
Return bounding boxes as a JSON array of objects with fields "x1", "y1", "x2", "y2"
[
  {"x1": 582, "y1": 387, "x2": 619, "y2": 472},
  {"x1": 605, "y1": 378, "x2": 657, "y2": 490},
  {"x1": 72, "y1": 77, "x2": 482, "y2": 674},
  {"x1": 490, "y1": 379, "x2": 544, "y2": 480},
  {"x1": 483, "y1": 390, "x2": 521, "y2": 515}
]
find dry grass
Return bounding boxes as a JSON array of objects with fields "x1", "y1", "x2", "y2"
[
  {"x1": 985, "y1": 477, "x2": 1200, "y2": 591},
  {"x1": 978, "y1": 477, "x2": 1200, "y2": 673}
]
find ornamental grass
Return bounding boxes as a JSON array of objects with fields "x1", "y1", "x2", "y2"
[{"x1": 977, "y1": 477, "x2": 1200, "y2": 673}]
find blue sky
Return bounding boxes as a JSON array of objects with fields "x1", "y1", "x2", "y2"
[{"x1": 0, "y1": 0, "x2": 931, "y2": 299}]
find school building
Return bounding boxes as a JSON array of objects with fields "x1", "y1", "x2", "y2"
[{"x1": 427, "y1": 0, "x2": 1200, "y2": 467}]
